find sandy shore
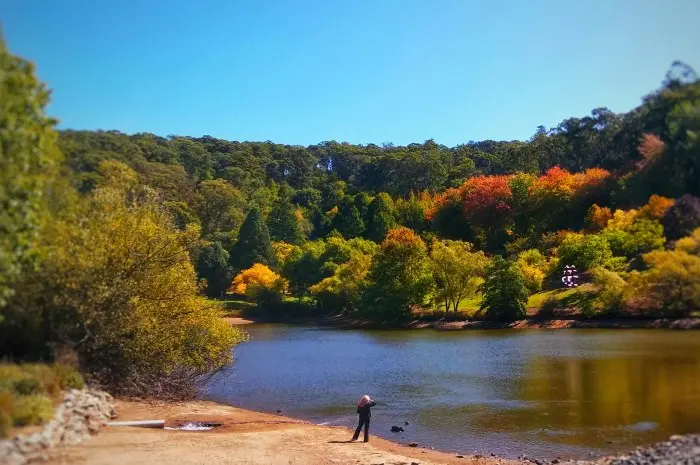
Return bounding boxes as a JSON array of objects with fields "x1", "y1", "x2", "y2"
[{"x1": 48, "y1": 399, "x2": 519, "y2": 465}]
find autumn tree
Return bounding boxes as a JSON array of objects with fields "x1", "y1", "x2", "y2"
[
  {"x1": 230, "y1": 207, "x2": 276, "y2": 272},
  {"x1": 429, "y1": 240, "x2": 490, "y2": 314},
  {"x1": 361, "y1": 227, "x2": 434, "y2": 320}
]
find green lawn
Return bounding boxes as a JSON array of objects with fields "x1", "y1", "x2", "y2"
[{"x1": 437, "y1": 284, "x2": 594, "y2": 318}]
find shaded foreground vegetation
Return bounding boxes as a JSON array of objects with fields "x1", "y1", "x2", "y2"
[
  {"x1": 1, "y1": 37, "x2": 700, "y2": 408},
  {"x1": 0, "y1": 363, "x2": 84, "y2": 438}
]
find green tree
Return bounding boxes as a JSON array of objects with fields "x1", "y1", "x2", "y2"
[
  {"x1": 0, "y1": 38, "x2": 60, "y2": 308},
  {"x1": 557, "y1": 233, "x2": 613, "y2": 271},
  {"x1": 361, "y1": 227, "x2": 434, "y2": 320},
  {"x1": 195, "y1": 242, "x2": 232, "y2": 297},
  {"x1": 430, "y1": 240, "x2": 490, "y2": 313},
  {"x1": 267, "y1": 198, "x2": 304, "y2": 245},
  {"x1": 195, "y1": 179, "x2": 246, "y2": 236},
  {"x1": 480, "y1": 256, "x2": 529, "y2": 321},
  {"x1": 333, "y1": 197, "x2": 365, "y2": 238},
  {"x1": 364, "y1": 193, "x2": 396, "y2": 243},
  {"x1": 230, "y1": 207, "x2": 276, "y2": 272}
]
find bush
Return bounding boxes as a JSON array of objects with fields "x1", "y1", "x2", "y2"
[
  {"x1": 53, "y1": 364, "x2": 84, "y2": 390},
  {"x1": 0, "y1": 392, "x2": 12, "y2": 438},
  {"x1": 591, "y1": 267, "x2": 627, "y2": 315},
  {"x1": 11, "y1": 395, "x2": 54, "y2": 427}
]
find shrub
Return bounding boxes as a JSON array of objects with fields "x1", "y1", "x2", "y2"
[
  {"x1": 52, "y1": 365, "x2": 84, "y2": 390},
  {"x1": 590, "y1": 267, "x2": 627, "y2": 315},
  {"x1": 20, "y1": 365, "x2": 61, "y2": 398},
  {"x1": 11, "y1": 395, "x2": 54, "y2": 427},
  {"x1": 661, "y1": 195, "x2": 700, "y2": 240}
]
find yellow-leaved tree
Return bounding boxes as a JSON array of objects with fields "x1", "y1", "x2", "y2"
[
  {"x1": 229, "y1": 264, "x2": 287, "y2": 305},
  {"x1": 1, "y1": 162, "x2": 246, "y2": 398}
]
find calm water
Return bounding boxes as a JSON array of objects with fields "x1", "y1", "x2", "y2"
[{"x1": 204, "y1": 326, "x2": 700, "y2": 460}]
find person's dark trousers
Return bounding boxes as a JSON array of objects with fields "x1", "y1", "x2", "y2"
[{"x1": 352, "y1": 416, "x2": 370, "y2": 442}]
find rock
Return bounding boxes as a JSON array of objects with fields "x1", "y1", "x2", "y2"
[
  {"x1": 455, "y1": 454, "x2": 464, "y2": 458},
  {"x1": 404, "y1": 421, "x2": 410, "y2": 425},
  {"x1": 411, "y1": 462, "x2": 420, "y2": 465},
  {"x1": 552, "y1": 459, "x2": 560, "y2": 464},
  {"x1": 408, "y1": 442, "x2": 418, "y2": 447},
  {"x1": 391, "y1": 425, "x2": 405, "y2": 432},
  {"x1": 276, "y1": 409, "x2": 283, "y2": 413}
]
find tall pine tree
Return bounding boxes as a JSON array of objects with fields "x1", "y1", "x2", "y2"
[{"x1": 231, "y1": 207, "x2": 276, "y2": 272}]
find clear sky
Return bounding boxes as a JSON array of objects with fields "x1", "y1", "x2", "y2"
[{"x1": 2, "y1": 0, "x2": 699, "y2": 146}]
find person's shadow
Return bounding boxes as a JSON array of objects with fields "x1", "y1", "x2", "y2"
[{"x1": 327, "y1": 440, "x2": 358, "y2": 444}]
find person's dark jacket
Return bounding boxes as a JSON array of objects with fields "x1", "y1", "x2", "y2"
[{"x1": 357, "y1": 401, "x2": 376, "y2": 418}]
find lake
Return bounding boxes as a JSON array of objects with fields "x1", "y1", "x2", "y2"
[{"x1": 203, "y1": 325, "x2": 700, "y2": 460}]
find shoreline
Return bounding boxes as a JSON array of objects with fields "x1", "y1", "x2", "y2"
[
  {"x1": 48, "y1": 398, "x2": 520, "y2": 465},
  {"x1": 224, "y1": 315, "x2": 700, "y2": 330},
  {"x1": 46, "y1": 397, "x2": 700, "y2": 465}
]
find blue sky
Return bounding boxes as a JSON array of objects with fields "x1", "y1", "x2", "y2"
[{"x1": 2, "y1": 0, "x2": 699, "y2": 146}]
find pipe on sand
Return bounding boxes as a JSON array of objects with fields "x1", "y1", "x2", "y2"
[{"x1": 107, "y1": 420, "x2": 165, "y2": 429}]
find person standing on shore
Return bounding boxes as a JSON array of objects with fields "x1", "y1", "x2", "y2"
[{"x1": 352, "y1": 395, "x2": 376, "y2": 442}]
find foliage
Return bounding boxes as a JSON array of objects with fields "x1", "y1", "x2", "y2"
[
  {"x1": 625, "y1": 234, "x2": 700, "y2": 317},
  {"x1": 556, "y1": 232, "x2": 613, "y2": 271},
  {"x1": 10, "y1": 394, "x2": 53, "y2": 427},
  {"x1": 229, "y1": 263, "x2": 286, "y2": 298},
  {"x1": 516, "y1": 249, "x2": 550, "y2": 294},
  {"x1": 309, "y1": 252, "x2": 373, "y2": 313},
  {"x1": 480, "y1": 256, "x2": 529, "y2": 321},
  {"x1": 429, "y1": 240, "x2": 489, "y2": 313},
  {"x1": 332, "y1": 196, "x2": 365, "y2": 239},
  {"x1": 230, "y1": 207, "x2": 276, "y2": 271},
  {"x1": 361, "y1": 227, "x2": 434, "y2": 320},
  {"x1": 0, "y1": 363, "x2": 84, "y2": 437},
  {"x1": 272, "y1": 241, "x2": 300, "y2": 267},
  {"x1": 195, "y1": 241, "x2": 231, "y2": 297},
  {"x1": 0, "y1": 38, "x2": 61, "y2": 308},
  {"x1": 0, "y1": 180, "x2": 245, "y2": 397},
  {"x1": 675, "y1": 228, "x2": 700, "y2": 255},
  {"x1": 586, "y1": 204, "x2": 613, "y2": 231},
  {"x1": 195, "y1": 179, "x2": 246, "y2": 236},
  {"x1": 661, "y1": 194, "x2": 700, "y2": 240},
  {"x1": 590, "y1": 267, "x2": 627, "y2": 315},
  {"x1": 364, "y1": 193, "x2": 395, "y2": 242},
  {"x1": 268, "y1": 197, "x2": 305, "y2": 245}
]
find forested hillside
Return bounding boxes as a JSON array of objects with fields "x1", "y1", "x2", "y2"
[{"x1": 44, "y1": 61, "x2": 700, "y2": 323}]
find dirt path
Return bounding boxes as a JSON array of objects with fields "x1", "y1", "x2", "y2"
[{"x1": 48, "y1": 400, "x2": 518, "y2": 465}]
